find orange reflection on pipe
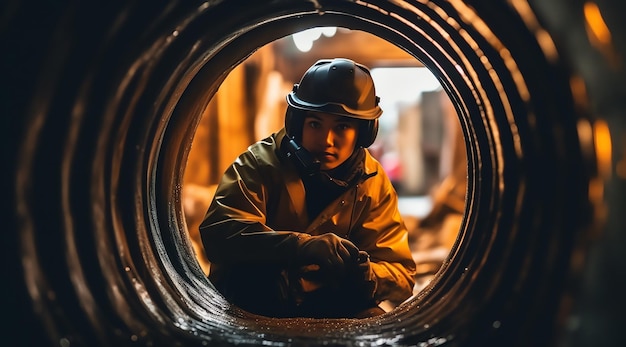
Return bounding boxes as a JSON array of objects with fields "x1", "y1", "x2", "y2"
[
  {"x1": 587, "y1": 119, "x2": 612, "y2": 235},
  {"x1": 584, "y1": 2, "x2": 611, "y2": 45},
  {"x1": 593, "y1": 119, "x2": 612, "y2": 179},
  {"x1": 509, "y1": 0, "x2": 559, "y2": 63},
  {"x1": 584, "y1": 2, "x2": 620, "y2": 68}
]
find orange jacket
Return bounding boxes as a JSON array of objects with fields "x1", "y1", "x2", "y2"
[{"x1": 200, "y1": 128, "x2": 416, "y2": 309}]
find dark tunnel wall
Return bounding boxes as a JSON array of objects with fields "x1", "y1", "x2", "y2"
[
  {"x1": 2, "y1": 0, "x2": 625, "y2": 346},
  {"x1": 529, "y1": 1, "x2": 626, "y2": 346}
]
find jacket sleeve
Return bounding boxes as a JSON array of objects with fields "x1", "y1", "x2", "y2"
[
  {"x1": 353, "y1": 175, "x2": 417, "y2": 305},
  {"x1": 199, "y1": 149, "x2": 303, "y2": 265}
]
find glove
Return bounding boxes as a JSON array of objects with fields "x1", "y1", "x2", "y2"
[
  {"x1": 346, "y1": 251, "x2": 377, "y2": 301},
  {"x1": 291, "y1": 249, "x2": 379, "y2": 318},
  {"x1": 295, "y1": 233, "x2": 360, "y2": 279}
]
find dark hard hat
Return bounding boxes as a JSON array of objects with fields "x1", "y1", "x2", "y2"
[{"x1": 286, "y1": 58, "x2": 383, "y2": 120}]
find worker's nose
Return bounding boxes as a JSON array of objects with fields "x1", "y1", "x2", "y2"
[{"x1": 324, "y1": 130, "x2": 335, "y2": 146}]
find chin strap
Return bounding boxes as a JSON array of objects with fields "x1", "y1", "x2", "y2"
[{"x1": 284, "y1": 137, "x2": 321, "y2": 177}]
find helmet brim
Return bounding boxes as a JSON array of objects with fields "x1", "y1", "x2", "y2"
[{"x1": 286, "y1": 93, "x2": 382, "y2": 120}]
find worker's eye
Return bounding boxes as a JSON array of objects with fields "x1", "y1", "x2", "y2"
[
  {"x1": 336, "y1": 123, "x2": 355, "y2": 131},
  {"x1": 305, "y1": 120, "x2": 321, "y2": 129}
]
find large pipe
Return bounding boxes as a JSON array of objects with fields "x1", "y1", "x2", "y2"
[{"x1": 4, "y1": 0, "x2": 624, "y2": 346}]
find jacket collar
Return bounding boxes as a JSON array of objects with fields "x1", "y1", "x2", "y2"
[
  {"x1": 277, "y1": 127, "x2": 379, "y2": 180},
  {"x1": 275, "y1": 128, "x2": 379, "y2": 222},
  {"x1": 276, "y1": 128, "x2": 307, "y2": 219}
]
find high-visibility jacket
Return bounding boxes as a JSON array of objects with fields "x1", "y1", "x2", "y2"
[{"x1": 200, "y1": 128, "x2": 416, "y2": 316}]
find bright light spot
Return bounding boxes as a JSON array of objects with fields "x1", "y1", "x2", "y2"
[
  {"x1": 292, "y1": 27, "x2": 337, "y2": 52},
  {"x1": 321, "y1": 27, "x2": 337, "y2": 37},
  {"x1": 293, "y1": 37, "x2": 314, "y2": 52}
]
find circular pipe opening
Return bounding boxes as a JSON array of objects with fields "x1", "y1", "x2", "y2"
[
  {"x1": 150, "y1": 2, "x2": 590, "y2": 345},
  {"x1": 10, "y1": 1, "x2": 596, "y2": 346}
]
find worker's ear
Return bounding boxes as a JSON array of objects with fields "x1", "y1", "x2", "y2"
[{"x1": 357, "y1": 118, "x2": 379, "y2": 148}]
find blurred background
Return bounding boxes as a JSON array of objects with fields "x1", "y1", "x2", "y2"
[{"x1": 182, "y1": 28, "x2": 468, "y2": 296}]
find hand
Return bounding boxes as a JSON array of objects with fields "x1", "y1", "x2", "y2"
[
  {"x1": 347, "y1": 251, "x2": 377, "y2": 300},
  {"x1": 295, "y1": 233, "x2": 360, "y2": 277}
]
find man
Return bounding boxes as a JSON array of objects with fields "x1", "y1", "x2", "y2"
[{"x1": 200, "y1": 58, "x2": 416, "y2": 318}]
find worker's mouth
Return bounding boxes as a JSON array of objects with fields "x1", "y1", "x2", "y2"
[{"x1": 316, "y1": 152, "x2": 337, "y2": 161}]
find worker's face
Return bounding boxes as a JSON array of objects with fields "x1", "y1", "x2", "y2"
[{"x1": 301, "y1": 112, "x2": 359, "y2": 170}]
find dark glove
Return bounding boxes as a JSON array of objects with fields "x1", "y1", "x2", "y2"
[
  {"x1": 346, "y1": 251, "x2": 377, "y2": 301},
  {"x1": 290, "y1": 249, "x2": 379, "y2": 318},
  {"x1": 295, "y1": 233, "x2": 360, "y2": 278}
]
